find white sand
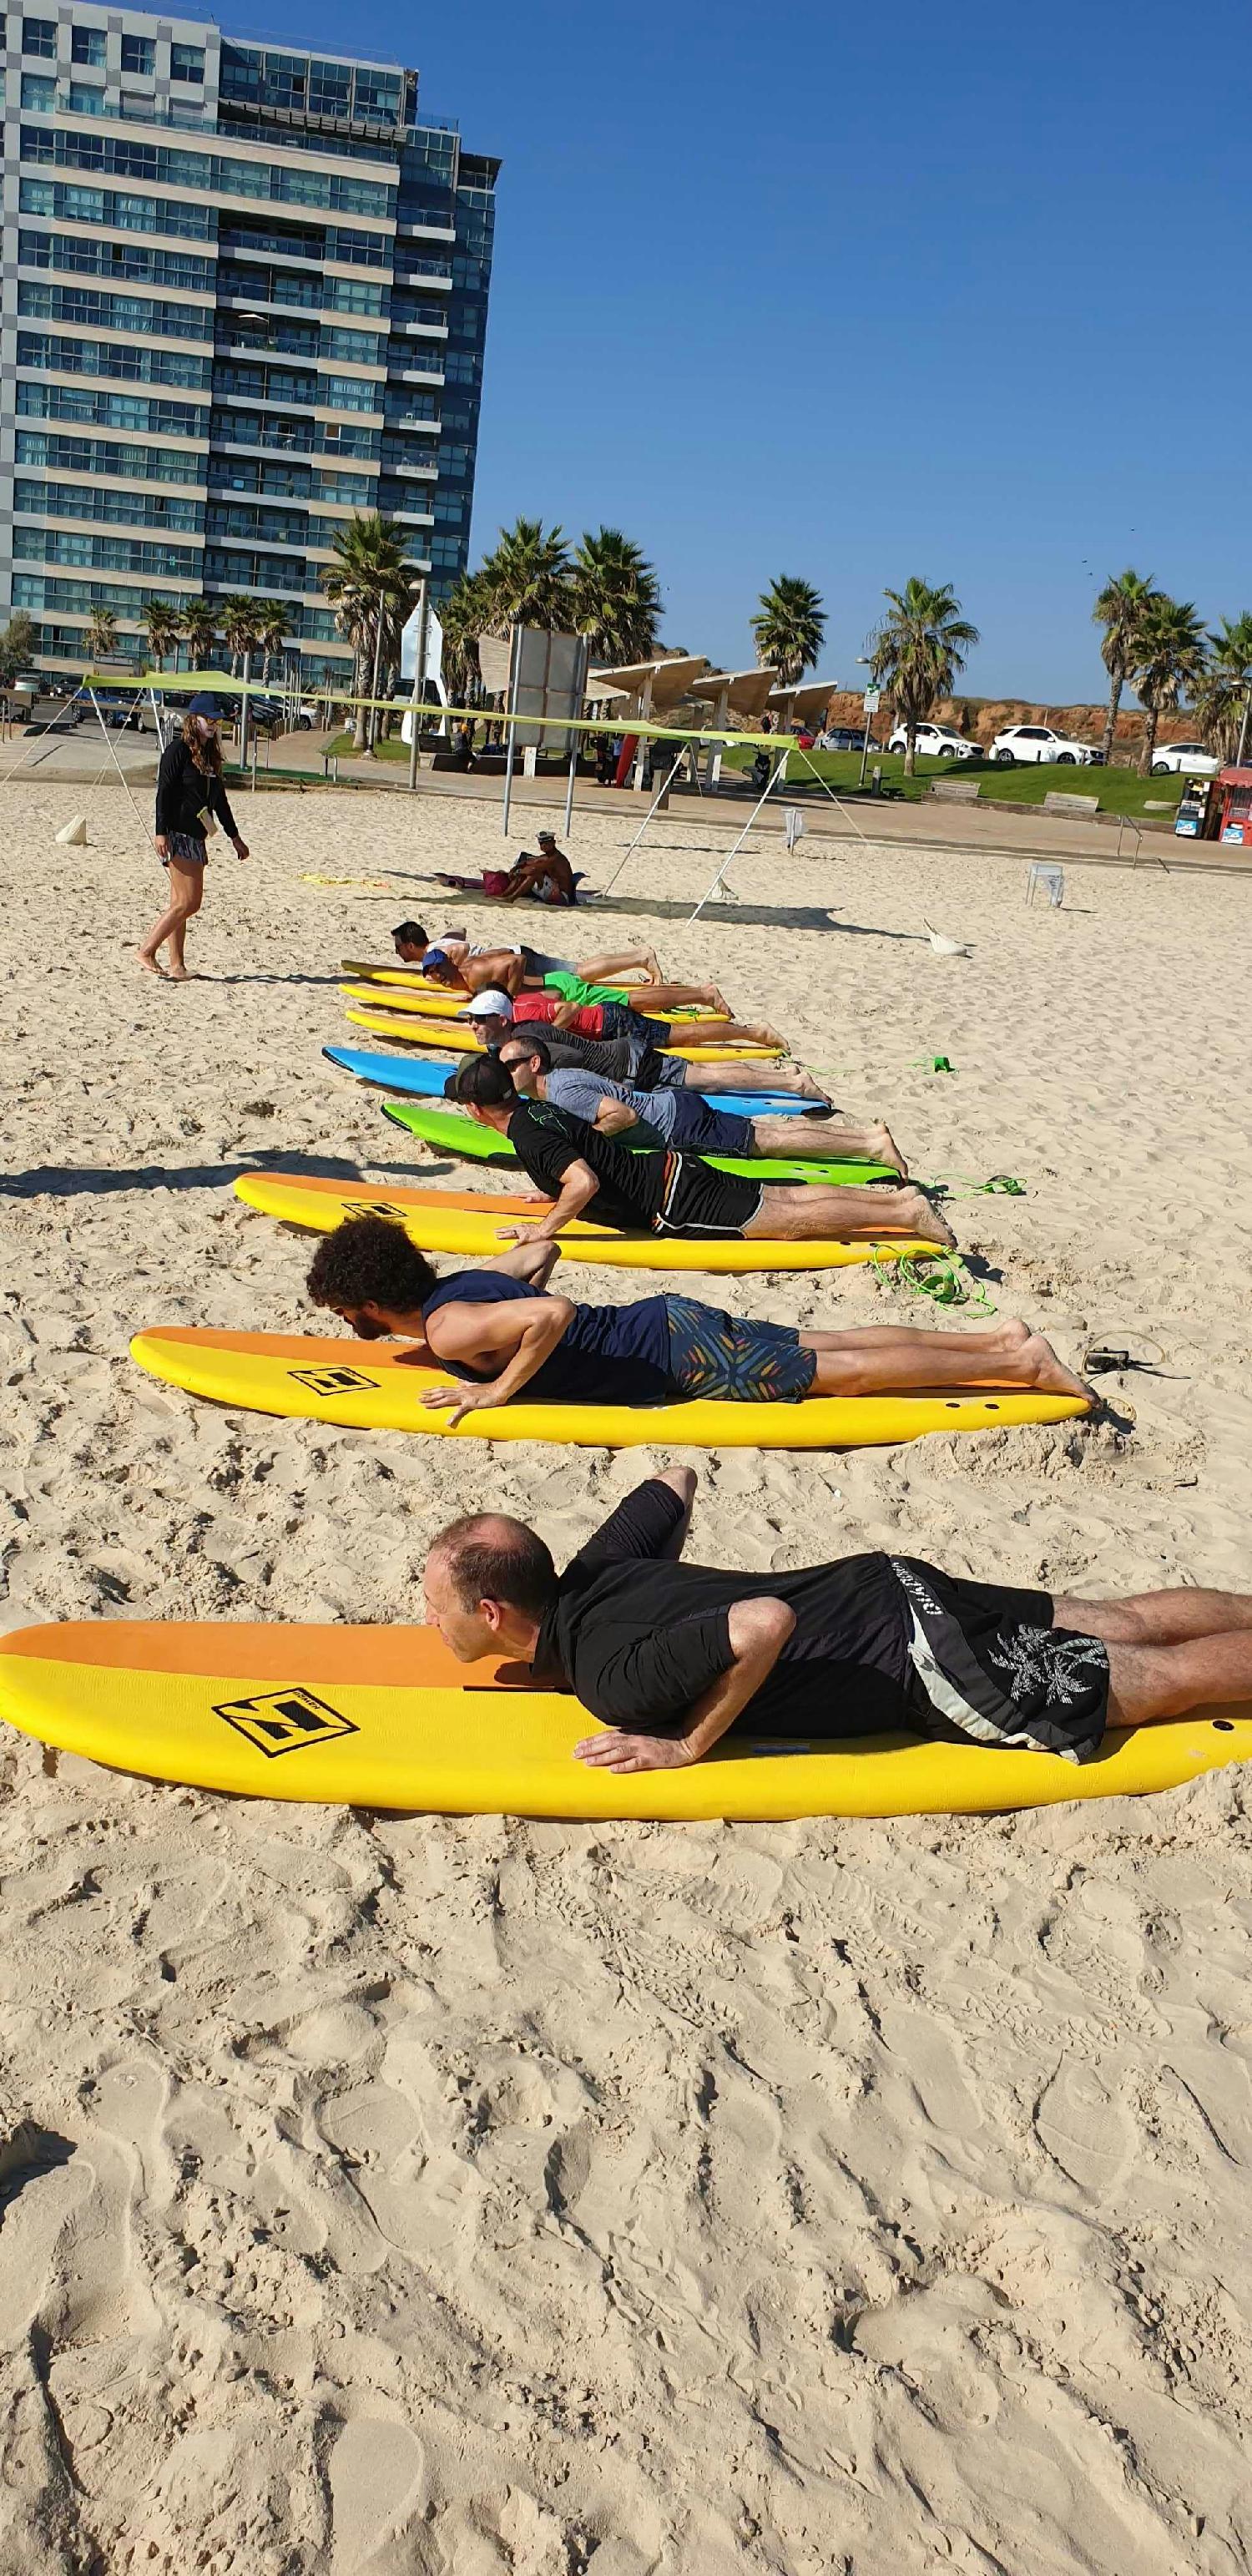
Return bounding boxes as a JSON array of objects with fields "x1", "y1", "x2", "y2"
[{"x1": 2, "y1": 776, "x2": 1251, "y2": 2572}]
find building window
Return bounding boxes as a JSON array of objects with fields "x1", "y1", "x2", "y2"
[
  {"x1": 120, "y1": 33, "x2": 155, "y2": 74},
  {"x1": 68, "y1": 81, "x2": 108, "y2": 113},
  {"x1": 21, "y1": 72, "x2": 57, "y2": 108},
  {"x1": 170, "y1": 43, "x2": 204, "y2": 82},
  {"x1": 22, "y1": 17, "x2": 56, "y2": 56},
  {"x1": 71, "y1": 26, "x2": 106, "y2": 65}
]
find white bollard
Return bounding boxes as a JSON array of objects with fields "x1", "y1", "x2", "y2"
[{"x1": 54, "y1": 815, "x2": 88, "y2": 846}]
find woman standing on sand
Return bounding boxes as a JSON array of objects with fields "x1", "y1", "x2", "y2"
[{"x1": 139, "y1": 695, "x2": 250, "y2": 980}]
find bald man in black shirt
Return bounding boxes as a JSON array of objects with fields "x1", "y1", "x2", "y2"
[{"x1": 422, "y1": 1469, "x2": 1252, "y2": 1777}]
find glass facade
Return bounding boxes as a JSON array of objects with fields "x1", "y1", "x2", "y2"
[{"x1": 2, "y1": 13, "x2": 497, "y2": 681}]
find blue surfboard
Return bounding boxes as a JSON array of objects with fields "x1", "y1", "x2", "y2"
[{"x1": 322, "y1": 1046, "x2": 816, "y2": 1119}]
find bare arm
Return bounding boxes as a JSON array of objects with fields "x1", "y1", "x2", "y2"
[
  {"x1": 574, "y1": 1597, "x2": 796, "y2": 1772},
  {"x1": 422, "y1": 1293, "x2": 577, "y2": 1421},
  {"x1": 497, "y1": 1157, "x2": 599, "y2": 1243},
  {"x1": 492, "y1": 1237, "x2": 562, "y2": 1286},
  {"x1": 594, "y1": 1099, "x2": 641, "y2": 1137}
]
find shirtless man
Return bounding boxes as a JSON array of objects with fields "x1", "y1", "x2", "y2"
[
  {"x1": 450, "y1": 1053, "x2": 954, "y2": 1248},
  {"x1": 461, "y1": 1005, "x2": 830, "y2": 1104},
  {"x1": 421, "y1": 943, "x2": 735, "y2": 1020},
  {"x1": 305, "y1": 1215, "x2": 1091, "y2": 1427},
  {"x1": 500, "y1": 1031, "x2": 906, "y2": 1172},
  {"x1": 423, "y1": 1467, "x2": 1252, "y2": 1775}
]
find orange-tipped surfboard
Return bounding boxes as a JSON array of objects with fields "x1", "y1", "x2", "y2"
[
  {"x1": 232, "y1": 1172, "x2": 945, "y2": 1275},
  {"x1": 129, "y1": 1325, "x2": 1091, "y2": 1452},
  {"x1": 3, "y1": 1620, "x2": 1248, "y2": 1820}
]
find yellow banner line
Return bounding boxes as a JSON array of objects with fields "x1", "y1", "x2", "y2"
[{"x1": 78, "y1": 671, "x2": 805, "y2": 750}]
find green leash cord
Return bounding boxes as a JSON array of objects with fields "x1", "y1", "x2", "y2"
[
  {"x1": 871, "y1": 1248, "x2": 997, "y2": 1314},
  {"x1": 931, "y1": 1173, "x2": 1027, "y2": 1202}
]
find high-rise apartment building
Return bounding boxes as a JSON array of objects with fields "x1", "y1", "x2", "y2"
[{"x1": 0, "y1": 10, "x2": 498, "y2": 686}]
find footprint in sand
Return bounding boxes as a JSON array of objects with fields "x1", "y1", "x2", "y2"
[{"x1": 1033, "y1": 2055, "x2": 1133, "y2": 2195}]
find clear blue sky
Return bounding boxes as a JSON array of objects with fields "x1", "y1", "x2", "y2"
[{"x1": 236, "y1": 0, "x2": 1247, "y2": 701}]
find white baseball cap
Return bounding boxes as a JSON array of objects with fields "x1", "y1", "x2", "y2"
[{"x1": 464, "y1": 990, "x2": 514, "y2": 1018}]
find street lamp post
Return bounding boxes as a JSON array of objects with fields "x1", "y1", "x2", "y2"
[
  {"x1": 406, "y1": 575, "x2": 430, "y2": 793},
  {"x1": 856, "y1": 654, "x2": 878, "y2": 788}
]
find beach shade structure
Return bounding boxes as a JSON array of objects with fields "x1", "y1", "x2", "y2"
[{"x1": 587, "y1": 654, "x2": 712, "y2": 794}]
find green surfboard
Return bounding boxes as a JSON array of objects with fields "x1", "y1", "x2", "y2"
[{"x1": 382, "y1": 1099, "x2": 895, "y2": 1187}]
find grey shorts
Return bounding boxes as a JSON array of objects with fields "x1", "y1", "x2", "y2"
[{"x1": 162, "y1": 832, "x2": 208, "y2": 869}]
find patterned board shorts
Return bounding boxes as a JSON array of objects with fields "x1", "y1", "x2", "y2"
[
  {"x1": 664, "y1": 1294, "x2": 817, "y2": 1402},
  {"x1": 162, "y1": 831, "x2": 209, "y2": 868},
  {"x1": 890, "y1": 1554, "x2": 1111, "y2": 1762}
]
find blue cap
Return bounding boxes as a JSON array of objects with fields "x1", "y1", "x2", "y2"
[
  {"x1": 188, "y1": 692, "x2": 222, "y2": 717},
  {"x1": 422, "y1": 948, "x2": 450, "y2": 976}
]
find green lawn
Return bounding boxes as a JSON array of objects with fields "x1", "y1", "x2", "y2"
[
  {"x1": 721, "y1": 742, "x2": 1183, "y2": 819},
  {"x1": 326, "y1": 730, "x2": 411, "y2": 763}
]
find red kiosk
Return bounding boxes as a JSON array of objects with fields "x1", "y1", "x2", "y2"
[{"x1": 1214, "y1": 767, "x2": 1252, "y2": 846}]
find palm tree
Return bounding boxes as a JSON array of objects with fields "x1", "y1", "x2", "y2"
[
  {"x1": 256, "y1": 604, "x2": 289, "y2": 683},
  {"x1": 179, "y1": 598, "x2": 218, "y2": 676},
  {"x1": 1191, "y1": 614, "x2": 1252, "y2": 764},
  {"x1": 1093, "y1": 569, "x2": 1159, "y2": 766},
  {"x1": 871, "y1": 579, "x2": 980, "y2": 773},
  {"x1": 142, "y1": 598, "x2": 181, "y2": 673},
  {"x1": 220, "y1": 595, "x2": 261, "y2": 678},
  {"x1": 1132, "y1": 595, "x2": 1209, "y2": 775},
  {"x1": 440, "y1": 569, "x2": 492, "y2": 705},
  {"x1": 83, "y1": 607, "x2": 118, "y2": 670},
  {"x1": 322, "y1": 513, "x2": 416, "y2": 752},
  {"x1": 476, "y1": 517, "x2": 573, "y2": 635},
  {"x1": 750, "y1": 576, "x2": 825, "y2": 687},
  {"x1": 571, "y1": 528, "x2": 661, "y2": 665}
]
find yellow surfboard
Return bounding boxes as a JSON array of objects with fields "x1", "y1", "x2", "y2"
[
  {"x1": 131, "y1": 1326, "x2": 1089, "y2": 1452},
  {"x1": 234, "y1": 1172, "x2": 944, "y2": 1274},
  {"x1": 338, "y1": 981, "x2": 719, "y2": 1023},
  {"x1": 342, "y1": 1008, "x2": 781, "y2": 1063},
  {"x1": 3, "y1": 1621, "x2": 1247, "y2": 1821}
]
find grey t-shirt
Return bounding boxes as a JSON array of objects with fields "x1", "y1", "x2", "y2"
[{"x1": 545, "y1": 1068, "x2": 674, "y2": 1142}]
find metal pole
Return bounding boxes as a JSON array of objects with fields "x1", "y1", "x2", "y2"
[
  {"x1": 688, "y1": 750, "x2": 786, "y2": 922},
  {"x1": 240, "y1": 649, "x2": 250, "y2": 773},
  {"x1": 501, "y1": 624, "x2": 521, "y2": 838},
  {"x1": 1236, "y1": 681, "x2": 1252, "y2": 770},
  {"x1": 601, "y1": 740, "x2": 686, "y2": 894},
  {"x1": 859, "y1": 707, "x2": 873, "y2": 786},
  {"x1": 407, "y1": 576, "x2": 429, "y2": 791}
]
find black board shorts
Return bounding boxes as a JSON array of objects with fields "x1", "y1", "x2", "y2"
[
  {"x1": 890, "y1": 1556, "x2": 1110, "y2": 1761},
  {"x1": 653, "y1": 1154, "x2": 764, "y2": 1240}
]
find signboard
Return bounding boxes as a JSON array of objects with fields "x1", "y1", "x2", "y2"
[
  {"x1": 508, "y1": 629, "x2": 591, "y2": 752},
  {"x1": 862, "y1": 688, "x2": 881, "y2": 713}
]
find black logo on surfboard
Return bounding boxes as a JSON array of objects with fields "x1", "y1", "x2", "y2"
[
  {"x1": 344, "y1": 1200, "x2": 415, "y2": 1222},
  {"x1": 213, "y1": 1686, "x2": 359, "y2": 1757},
  {"x1": 287, "y1": 1365, "x2": 379, "y2": 1396}
]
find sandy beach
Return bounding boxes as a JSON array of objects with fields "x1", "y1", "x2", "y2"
[{"x1": 3, "y1": 773, "x2": 1252, "y2": 2573}]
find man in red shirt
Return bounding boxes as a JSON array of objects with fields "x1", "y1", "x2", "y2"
[{"x1": 463, "y1": 988, "x2": 788, "y2": 1053}]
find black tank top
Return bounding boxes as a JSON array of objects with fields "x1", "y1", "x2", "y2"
[{"x1": 421, "y1": 1270, "x2": 675, "y2": 1404}]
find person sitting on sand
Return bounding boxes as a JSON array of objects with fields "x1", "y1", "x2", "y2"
[
  {"x1": 422, "y1": 1464, "x2": 1252, "y2": 1775},
  {"x1": 306, "y1": 1215, "x2": 1090, "y2": 1428},
  {"x1": 500, "y1": 1032, "x2": 906, "y2": 1172},
  {"x1": 461, "y1": 987, "x2": 788, "y2": 1056},
  {"x1": 448, "y1": 1054, "x2": 953, "y2": 1248},
  {"x1": 501, "y1": 831, "x2": 578, "y2": 905}
]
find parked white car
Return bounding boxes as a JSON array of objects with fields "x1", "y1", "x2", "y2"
[
  {"x1": 887, "y1": 720, "x2": 980, "y2": 760},
  {"x1": 990, "y1": 724, "x2": 1096, "y2": 765},
  {"x1": 1149, "y1": 740, "x2": 1219, "y2": 776}
]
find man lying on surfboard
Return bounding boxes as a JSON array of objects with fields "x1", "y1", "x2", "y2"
[
  {"x1": 391, "y1": 921, "x2": 725, "y2": 1015},
  {"x1": 305, "y1": 1215, "x2": 1092, "y2": 1429},
  {"x1": 459, "y1": 987, "x2": 788, "y2": 1057},
  {"x1": 472, "y1": 1013, "x2": 831, "y2": 1104},
  {"x1": 423, "y1": 1466, "x2": 1252, "y2": 1775},
  {"x1": 449, "y1": 1053, "x2": 954, "y2": 1250},
  {"x1": 500, "y1": 1032, "x2": 906, "y2": 1173}
]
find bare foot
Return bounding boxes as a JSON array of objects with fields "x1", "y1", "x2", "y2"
[
  {"x1": 903, "y1": 1189, "x2": 957, "y2": 1249},
  {"x1": 869, "y1": 1121, "x2": 907, "y2": 1177},
  {"x1": 1023, "y1": 1333, "x2": 1097, "y2": 1406},
  {"x1": 166, "y1": 963, "x2": 190, "y2": 982},
  {"x1": 709, "y1": 990, "x2": 732, "y2": 1017},
  {"x1": 138, "y1": 949, "x2": 164, "y2": 977},
  {"x1": 789, "y1": 1071, "x2": 832, "y2": 1103},
  {"x1": 995, "y1": 1317, "x2": 1033, "y2": 1350}
]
